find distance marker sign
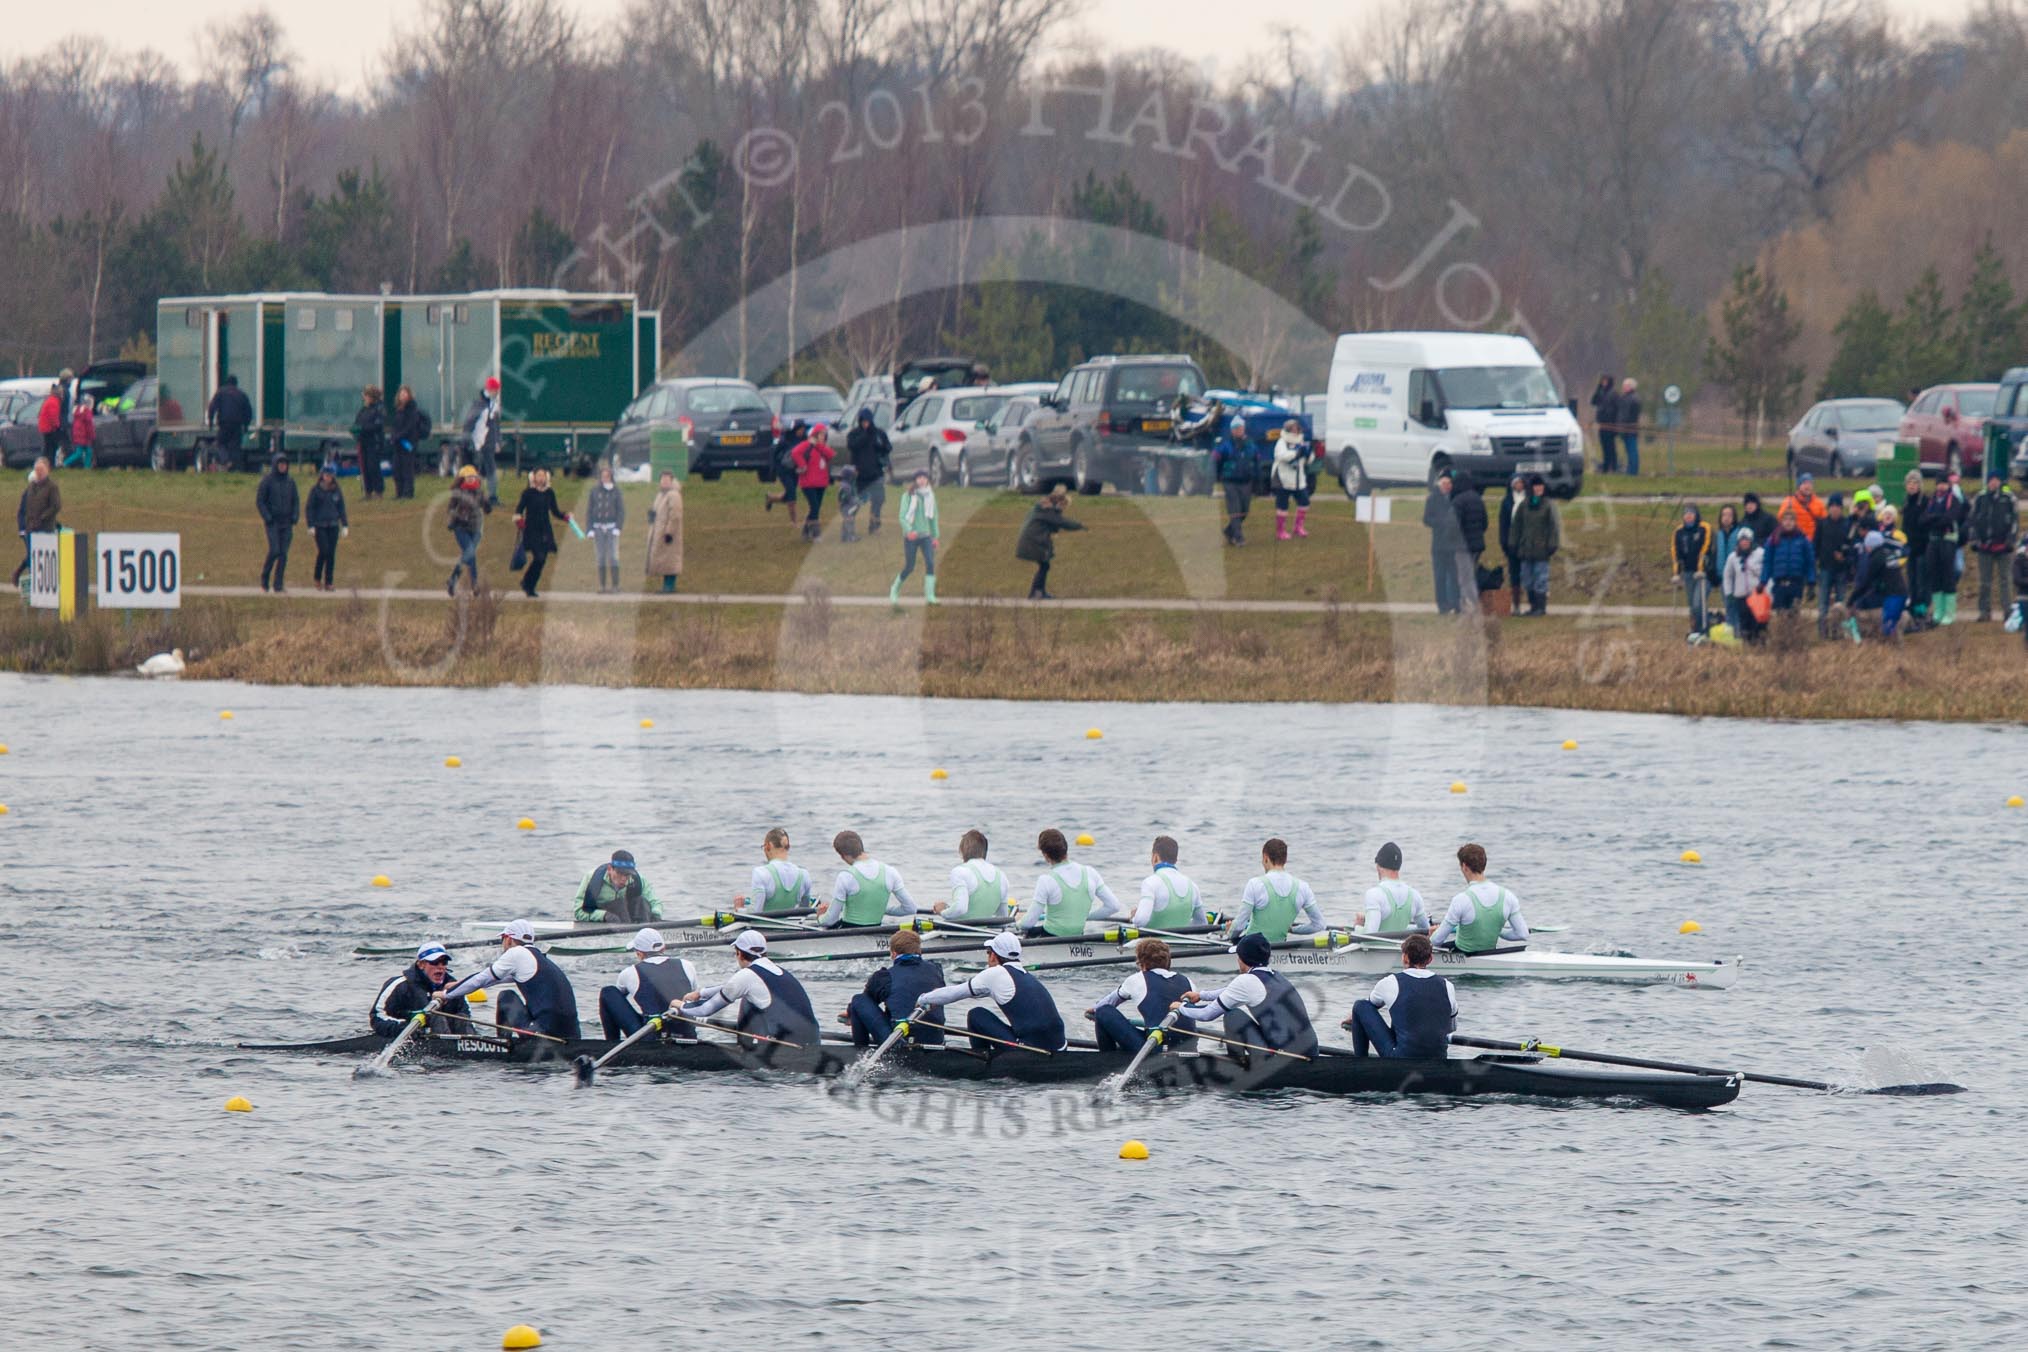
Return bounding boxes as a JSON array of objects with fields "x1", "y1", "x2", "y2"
[{"x1": 96, "y1": 533, "x2": 181, "y2": 609}]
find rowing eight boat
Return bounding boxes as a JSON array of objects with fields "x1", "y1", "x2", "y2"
[{"x1": 244, "y1": 1032, "x2": 1742, "y2": 1110}]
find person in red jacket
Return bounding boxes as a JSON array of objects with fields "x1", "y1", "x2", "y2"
[
  {"x1": 791, "y1": 423, "x2": 837, "y2": 542},
  {"x1": 67, "y1": 397, "x2": 95, "y2": 468},
  {"x1": 36, "y1": 385, "x2": 63, "y2": 460}
]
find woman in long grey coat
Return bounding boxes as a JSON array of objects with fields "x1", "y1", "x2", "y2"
[{"x1": 647, "y1": 470, "x2": 684, "y2": 592}]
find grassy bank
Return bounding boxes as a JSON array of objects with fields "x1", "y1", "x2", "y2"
[{"x1": 6, "y1": 593, "x2": 2023, "y2": 722}]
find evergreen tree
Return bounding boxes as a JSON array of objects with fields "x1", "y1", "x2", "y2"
[
  {"x1": 1951, "y1": 239, "x2": 2022, "y2": 381},
  {"x1": 1615, "y1": 270, "x2": 1706, "y2": 409},
  {"x1": 432, "y1": 238, "x2": 485, "y2": 291},
  {"x1": 950, "y1": 255, "x2": 1055, "y2": 382},
  {"x1": 1819, "y1": 289, "x2": 1896, "y2": 398},
  {"x1": 1705, "y1": 264, "x2": 1803, "y2": 446},
  {"x1": 298, "y1": 167, "x2": 402, "y2": 292},
  {"x1": 1891, "y1": 266, "x2": 1960, "y2": 393},
  {"x1": 157, "y1": 138, "x2": 241, "y2": 291}
]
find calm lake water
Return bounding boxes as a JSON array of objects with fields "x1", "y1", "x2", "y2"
[{"x1": 0, "y1": 676, "x2": 2021, "y2": 1349}]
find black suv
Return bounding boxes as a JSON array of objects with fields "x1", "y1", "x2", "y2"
[
  {"x1": 1022, "y1": 355, "x2": 1209, "y2": 494},
  {"x1": 606, "y1": 378, "x2": 777, "y2": 479}
]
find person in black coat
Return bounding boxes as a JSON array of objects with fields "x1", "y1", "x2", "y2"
[
  {"x1": 846, "y1": 407, "x2": 892, "y2": 532},
  {"x1": 370, "y1": 944, "x2": 470, "y2": 1036},
  {"x1": 1451, "y1": 478, "x2": 1489, "y2": 612},
  {"x1": 1590, "y1": 374, "x2": 1618, "y2": 474},
  {"x1": 304, "y1": 466, "x2": 349, "y2": 591},
  {"x1": 512, "y1": 467, "x2": 571, "y2": 598},
  {"x1": 255, "y1": 453, "x2": 300, "y2": 592},
  {"x1": 765, "y1": 419, "x2": 808, "y2": 521},
  {"x1": 1496, "y1": 472, "x2": 1526, "y2": 611},
  {"x1": 387, "y1": 385, "x2": 430, "y2": 500},
  {"x1": 1015, "y1": 487, "x2": 1084, "y2": 599},
  {"x1": 208, "y1": 374, "x2": 253, "y2": 471},
  {"x1": 1422, "y1": 470, "x2": 1468, "y2": 614},
  {"x1": 351, "y1": 385, "x2": 387, "y2": 498}
]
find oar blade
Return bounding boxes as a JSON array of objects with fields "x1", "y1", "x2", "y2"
[
  {"x1": 573, "y1": 1054, "x2": 597, "y2": 1088},
  {"x1": 1868, "y1": 1082, "x2": 1967, "y2": 1097}
]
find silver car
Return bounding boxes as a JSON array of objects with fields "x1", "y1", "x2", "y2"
[
  {"x1": 888, "y1": 383, "x2": 1051, "y2": 484},
  {"x1": 1786, "y1": 398, "x2": 1904, "y2": 479},
  {"x1": 964, "y1": 394, "x2": 1049, "y2": 488}
]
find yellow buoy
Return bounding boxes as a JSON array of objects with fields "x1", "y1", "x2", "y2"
[
  {"x1": 502, "y1": 1326, "x2": 543, "y2": 1350},
  {"x1": 0, "y1": 804, "x2": 9, "y2": 815},
  {"x1": 930, "y1": 768, "x2": 949, "y2": 781},
  {"x1": 1561, "y1": 739, "x2": 1578, "y2": 751},
  {"x1": 1118, "y1": 1140, "x2": 1150, "y2": 1160},
  {"x1": 224, "y1": 1096, "x2": 252, "y2": 1113},
  {"x1": 1449, "y1": 781, "x2": 1468, "y2": 794},
  {"x1": 1075, "y1": 832, "x2": 1095, "y2": 847},
  {"x1": 0, "y1": 743, "x2": 9, "y2": 754},
  {"x1": 370, "y1": 874, "x2": 392, "y2": 889},
  {"x1": 467, "y1": 989, "x2": 488, "y2": 1004},
  {"x1": 1678, "y1": 920, "x2": 1702, "y2": 935},
  {"x1": 1085, "y1": 728, "x2": 1104, "y2": 740},
  {"x1": 1680, "y1": 849, "x2": 1702, "y2": 864},
  {"x1": 444, "y1": 756, "x2": 463, "y2": 768},
  {"x1": 517, "y1": 817, "x2": 537, "y2": 831},
  {"x1": 218, "y1": 711, "x2": 234, "y2": 721},
  {"x1": 2008, "y1": 796, "x2": 2025, "y2": 809},
  {"x1": 639, "y1": 718, "x2": 655, "y2": 729}
]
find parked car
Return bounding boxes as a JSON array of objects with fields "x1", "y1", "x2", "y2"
[
  {"x1": 88, "y1": 375, "x2": 170, "y2": 467},
  {"x1": 604, "y1": 378, "x2": 777, "y2": 478},
  {"x1": 1898, "y1": 382, "x2": 1996, "y2": 477},
  {"x1": 760, "y1": 384, "x2": 846, "y2": 426},
  {"x1": 1989, "y1": 368, "x2": 2028, "y2": 485},
  {"x1": 888, "y1": 381, "x2": 1053, "y2": 485},
  {"x1": 968, "y1": 394, "x2": 1053, "y2": 488},
  {"x1": 1, "y1": 365, "x2": 162, "y2": 468},
  {"x1": 843, "y1": 355, "x2": 989, "y2": 423},
  {"x1": 1324, "y1": 331, "x2": 1584, "y2": 499},
  {"x1": 0, "y1": 389, "x2": 45, "y2": 467},
  {"x1": 1199, "y1": 391, "x2": 1322, "y2": 494},
  {"x1": 1022, "y1": 355, "x2": 1210, "y2": 495},
  {"x1": 1785, "y1": 398, "x2": 1903, "y2": 479}
]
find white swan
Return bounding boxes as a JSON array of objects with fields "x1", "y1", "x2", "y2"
[{"x1": 137, "y1": 647, "x2": 186, "y2": 678}]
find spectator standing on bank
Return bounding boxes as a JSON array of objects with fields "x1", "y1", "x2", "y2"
[
  {"x1": 305, "y1": 465, "x2": 349, "y2": 591},
  {"x1": 1616, "y1": 378, "x2": 1642, "y2": 477},
  {"x1": 1761, "y1": 506, "x2": 1815, "y2": 614},
  {"x1": 66, "y1": 396, "x2": 95, "y2": 469},
  {"x1": 765, "y1": 419, "x2": 807, "y2": 521},
  {"x1": 1451, "y1": 474, "x2": 1488, "y2": 616},
  {"x1": 847, "y1": 407, "x2": 892, "y2": 533},
  {"x1": 1016, "y1": 486, "x2": 1083, "y2": 600},
  {"x1": 1510, "y1": 474, "x2": 1561, "y2": 616},
  {"x1": 1740, "y1": 492, "x2": 1776, "y2": 545},
  {"x1": 37, "y1": 383, "x2": 64, "y2": 461},
  {"x1": 463, "y1": 377, "x2": 503, "y2": 507},
  {"x1": 1422, "y1": 468, "x2": 1467, "y2": 615},
  {"x1": 1271, "y1": 418, "x2": 1313, "y2": 540},
  {"x1": 888, "y1": 469, "x2": 939, "y2": 606},
  {"x1": 1671, "y1": 504, "x2": 1716, "y2": 637},
  {"x1": 256, "y1": 453, "x2": 300, "y2": 594},
  {"x1": 351, "y1": 385, "x2": 387, "y2": 499},
  {"x1": 1713, "y1": 503, "x2": 1742, "y2": 563},
  {"x1": 1591, "y1": 374, "x2": 1619, "y2": 474},
  {"x1": 512, "y1": 467, "x2": 570, "y2": 599},
  {"x1": 1969, "y1": 471, "x2": 2019, "y2": 621},
  {"x1": 1497, "y1": 472, "x2": 1526, "y2": 612},
  {"x1": 1815, "y1": 495, "x2": 1854, "y2": 636},
  {"x1": 792, "y1": 424, "x2": 836, "y2": 542},
  {"x1": 1721, "y1": 527, "x2": 1763, "y2": 636},
  {"x1": 388, "y1": 385, "x2": 428, "y2": 500},
  {"x1": 1213, "y1": 417, "x2": 1258, "y2": 546},
  {"x1": 446, "y1": 464, "x2": 488, "y2": 595},
  {"x1": 586, "y1": 464, "x2": 626, "y2": 593},
  {"x1": 647, "y1": 469, "x2": 683, "y2": 593},
  {"x1": 1922, "y1": 472, "x2": 1969, "y2": 625},
  {"x1": 13, "y1": 457, "x2": 59, "y2": 586},
  {"x1": 208, "y1": 374, "x2": 252, "y2": 471}
]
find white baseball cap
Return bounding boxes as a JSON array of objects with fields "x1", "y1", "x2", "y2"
[
  {"x1": 630, "y1": 928, "x2": 666, "y2": 954},
  {"x1": 415, "y1": 944, "x2": 451, "y2": 964},
  {"x1": 986, "y1": 931, "x2": 1022, "y2": 960},
  {"x1": 500, "y1": 919, "x2": 537, "y2": 944},
  {"x1": 732, "y1": 930, "x2": 768, "y2": 956}
]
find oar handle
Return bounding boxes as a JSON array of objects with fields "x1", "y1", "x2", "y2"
[{"x1": 907, "y1": 1015, "x2": 1050, "y2": 1055}]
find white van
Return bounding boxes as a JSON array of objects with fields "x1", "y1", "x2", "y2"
[{"x1": 1325, "y1": 332, "x2": 1584, "y2": 499}]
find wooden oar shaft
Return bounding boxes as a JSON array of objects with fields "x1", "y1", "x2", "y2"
[
  {"x1": 1163, "y1": 1024, "x2": 1313, "y2": 1062},
  {"x1": 1449, "y1": 1034, "x2": 1826, "y2": 1090},
  {"x1": 666, "y1": 1010, "x2": 806, "y2": 1050}
]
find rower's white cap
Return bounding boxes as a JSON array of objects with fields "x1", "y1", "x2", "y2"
[
  {"x1": 986, "y1": 931, "x2": 1022, "y2": 960},
  {"x1": 732, "y1": 930, "x2": 768, "y2": 956},
  {"x1": 630, "y1": 927, "x2": 666, "y2": 954},
  {"x1": 500, "y1": 919, "x2": 537, "y2": 944}
]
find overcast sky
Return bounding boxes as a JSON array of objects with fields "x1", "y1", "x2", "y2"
[{"x1": 5, "y1": 0, "x2": 1982, "y2": 95}]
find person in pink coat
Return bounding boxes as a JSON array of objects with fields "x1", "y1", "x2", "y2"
[{"x1": 791, "y1": 423, "x2": 837, "y2": 541}]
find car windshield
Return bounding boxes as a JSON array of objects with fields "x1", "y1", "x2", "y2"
[
  {"x1": 1110, "y1": 365, "x2": 1204, "y2": 404},
  {"x1": 782, "y1": 391, "x2": 841, "y2": 414},
  {"x1": 685, "y1": 386, "x2": 767, "y2": 416},
  {"x1": 898, "y1": 364, "x2": 969, "y2": 398},
  {"x1": 1435, "y1": 366, "x2": 1561, "y2": 410},
  {"x1": 949, "y1": 394, "x2": 1006, "y2": 422},
  {"x1": 1958, "y1": 389, "x2": 1997, "y2": 416},
  {"x1": 1843, "y1": 400, "x2": 1903, "y2": 426}
]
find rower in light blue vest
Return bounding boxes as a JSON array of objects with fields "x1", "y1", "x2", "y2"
[
  {"x1": 1355, "y1": 841, "x2": 1430, "y2": 934},
  {"x1": 1132, "y1": 835, "x2": 1207, "y2": 930},
  {"x1": 597, "y1": 928, "x2": 700, "y2": 1040},
  {"x1": 1019, "y1": 828, "x2": 1125, "y2": 937},
  {"x1": 1227, "y1": 837, "x2": 1325, "y2": 942},
  {"x1": 933, "y1": 829, "x2": 1014, "y2": 924},
  {"x1": 1175, "y1": 931, "x2": 1318, "y2": 1060},
  {"x1": 1088, "y1": 937, "x2": 1197, "y2": 1052},
  {"x1": 439, "y1": 918, "x2": 583, "y2": 1041},
  {"x1": 1430, "y1": 842, "x2": 1528, "y2": 955},
  {"x1": 683, "y1": 930, "x2": 820, "y2": 1049},
  {"x1": 844, "y1": 929, "x2": 947, "y2": 1046},
  {"x1": 815, "y1": 830, "x2": 917, "y2": 928},
  {"x1": 734, "y1": 827, "x2": 813, "y2": 915},
  {"x1": 916, "y1": 931, "x2": 1067, "y2": 1053},
  {"x1": 1341, "y1": 932, "x2": 1457, "y2": 1058}
]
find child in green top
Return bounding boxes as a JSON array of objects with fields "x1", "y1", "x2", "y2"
[{"x1": 888, "y1": 470, "x2": 940, "y2": 606}]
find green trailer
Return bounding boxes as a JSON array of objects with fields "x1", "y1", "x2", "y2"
[{"x1": 156, "y1": 290, "x2": 661, "y2": 475}]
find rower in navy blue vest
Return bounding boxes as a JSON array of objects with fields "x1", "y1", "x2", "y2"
[
  {"x1": 1174, "y1": 932, "x2": 1318, "y2": 1060},
  {"x1": 370, "y1": 943, "x2": 470, "y2": 1036},
  {"x1": 439, "y1": 918, "x2": 584, "y2": 1041},
  {"x1": 597, "y1": 928, "x2": 701, "y2": 1041},
  {"x1": 682, "y1": 930, "x2": 820, "y2": 1049},
  {"x1": 844, "y1": 929, "x2": 947, "y2": 1046},
  {"x1": 916, "y1": 931, "x2": 1068, "y2": 1054},
  {"x1": 1341, "y1": 932, "x2": 1458, "y2": 1058},
  {"x1": 1087, "y1": 938, "x2": 1196, "y2": 1052}
]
